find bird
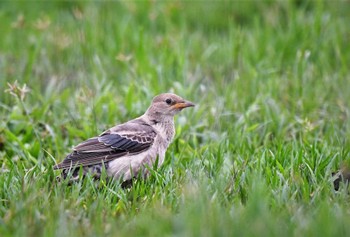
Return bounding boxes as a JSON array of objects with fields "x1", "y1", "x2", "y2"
[
  {"x1": 332, "y1": 165, "x2": 350, "y2": 191},
  {"x1": 54, "y1": 93, "x2": 195, "y2": 186}
]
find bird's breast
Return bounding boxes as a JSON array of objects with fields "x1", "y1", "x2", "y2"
[{"x1": 153, "y1": 122, "x2": 175, "y2": 145}]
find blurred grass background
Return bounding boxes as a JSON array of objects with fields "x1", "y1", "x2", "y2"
[{"x1": 1, "y1": 1, "x2": 350, "y2": 236}]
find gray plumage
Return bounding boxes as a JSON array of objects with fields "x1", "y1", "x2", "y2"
[{"x1": 54, "y1": 93, "x2": 195, "y2": 184}]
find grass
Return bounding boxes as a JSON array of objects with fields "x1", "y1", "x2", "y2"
[{"x1": 1, "y1": 1, "x2": 350, "y2": 236}]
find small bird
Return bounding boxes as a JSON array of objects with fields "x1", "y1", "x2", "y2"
[
  {"x1": 332, "y1": 165, "x2": 350, "y2": 191},
  {"x1": 54, "y1": 93, "x2": 195, "y2": 186}
]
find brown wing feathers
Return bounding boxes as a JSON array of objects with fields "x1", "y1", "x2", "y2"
[{"x1": 53, "y1": 131, "x2": 156, "y2": 170}]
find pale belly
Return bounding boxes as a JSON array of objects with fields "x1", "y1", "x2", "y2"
[{"x1": 107, "y1": 148, "x2": 165, "y2": 181}]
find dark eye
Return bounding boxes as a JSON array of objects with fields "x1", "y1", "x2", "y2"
[{"x1": 165, "y1": 98, "x2": 172, "y2": 105}]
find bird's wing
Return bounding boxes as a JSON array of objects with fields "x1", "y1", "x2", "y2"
[{"x1": 53, "y1": 121, "x2": 156, "y2": 170}]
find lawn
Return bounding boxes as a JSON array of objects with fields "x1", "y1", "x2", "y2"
[{"x1": 1, "y1": 1, "x2": 350, "y2": 236}]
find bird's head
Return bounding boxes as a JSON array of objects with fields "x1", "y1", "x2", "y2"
[{"x1": 146, "y1": 93, "x2": 195, "y2": 119}]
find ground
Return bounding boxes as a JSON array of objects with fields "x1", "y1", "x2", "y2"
[{"x1": 1, "y1": 1, "x2": 350, "y2": 236}]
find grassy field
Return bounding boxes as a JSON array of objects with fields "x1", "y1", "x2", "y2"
[{"x1": 1, "y1": 1, "x2": 350, "y2": 236}]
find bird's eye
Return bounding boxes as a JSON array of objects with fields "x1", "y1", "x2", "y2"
[{"x1": 165, "y1": 98, "x2": 172, "y2": 105}]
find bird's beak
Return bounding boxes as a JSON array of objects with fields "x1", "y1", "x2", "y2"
[{"x1": 173, "y1": 100, "x2": 195, "y2": 109}]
